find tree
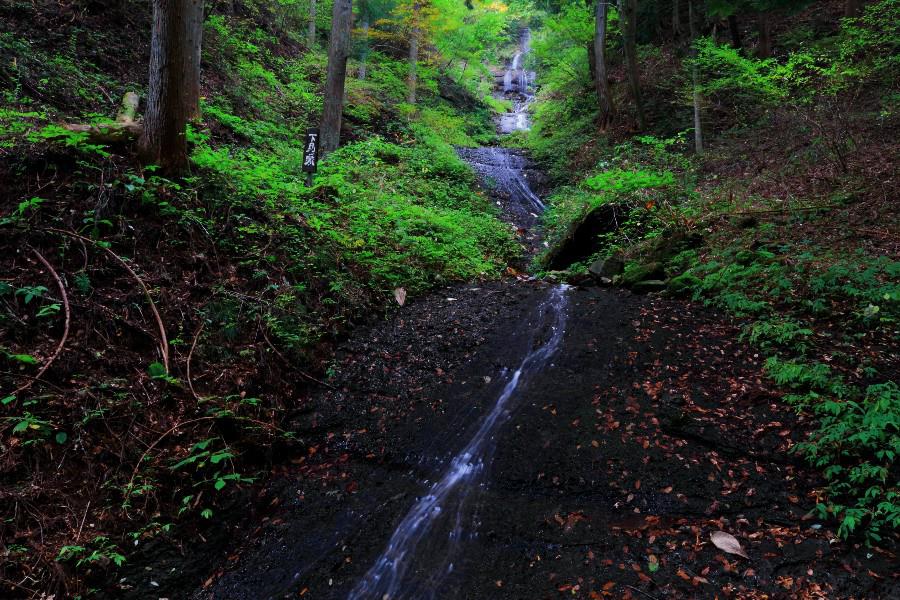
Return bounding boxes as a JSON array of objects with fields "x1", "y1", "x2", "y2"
[
  {"x1": 618, "y1": 0, "x2": 646, "y2": 129},
  {"x1": 308, "y1": 0, "x2": 317, "y2": 47},
  {"x1": 138, "y1": 0, "x2": 202, "y2": 173},
  {"x1": 408, "y1": 2, "x2": 422, "y2": 104},
  {"x1": 184, "y1": 0, "x2": 204, "y2": 121},
  {"x1": 688, "y1": 0, "x2": 703, "y2": 153},
  {"x1": 320, "y1": 0, "x2": 354, "y2": 155},
  {"x1": 594, "y1": 1, "x2": 615, "y2": 127},
  {"x1": 357, "y1": 0, "x2": 370, "y2": 80}
]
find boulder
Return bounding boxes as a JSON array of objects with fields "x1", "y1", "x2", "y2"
[
  {"x1": 543, "y1": 202, "x2": 629, "y2": 271},
  {"x1": 588, "y1": 253, "x2": 624, "y2": 279},
  {"x1": 621, "y1": 261, "x2": 665, "y2": 287}
]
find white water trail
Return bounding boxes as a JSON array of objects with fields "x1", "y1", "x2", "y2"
[{"x1": 348, "y1": 286, "x2": 569, "y2": 600}]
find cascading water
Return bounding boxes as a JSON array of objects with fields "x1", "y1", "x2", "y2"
[
  {"x1": 347, "y1": 287, "x2": 569, "y2": 600},
  {"x1": 347, "y1": 27, "x2": 567, "y2": 600},
  {"x1": 499, "y1": 29, "x2": 534, "y2": 134}
]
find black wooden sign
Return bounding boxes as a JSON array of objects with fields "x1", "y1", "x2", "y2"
[{"x1": 302, "y1": 128, "x2": 320, "y2": 173}]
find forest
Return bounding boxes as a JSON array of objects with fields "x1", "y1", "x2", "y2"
[{"x1": 0, "y1": 0, "x2": 897, "y2": 598}]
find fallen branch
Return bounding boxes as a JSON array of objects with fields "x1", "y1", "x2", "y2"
[
  {"x1": 44, "y1": 228, "x2": 169, "y2": 373},
  {"x1": 719, "y1": 204, "x2": 845, "y2": 217},
  {"x1": 13, "y1": 249, "x2": 71, "y2": 397},
  {"x1": 63, "y1": 92, "x2": 142, "y2": 143}
]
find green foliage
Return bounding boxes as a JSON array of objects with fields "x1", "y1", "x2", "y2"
[
  {"x1": 744, "y1": 317, "x2": 813, "y2": 353},
  {"x1": 796, "y1": 382, "x2": 900, "y2": 542},
  {"x1": 57, "y1": 536, "x2": 126, "y2": 568},
  {"x1": 693, "y1": 37, "x2": 785, "y2": 118},
  {"x1": 583, "y1": 168, "x2": 675, "y2": 195}
]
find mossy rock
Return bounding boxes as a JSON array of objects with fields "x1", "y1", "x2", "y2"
[
  {"x1": 668, "y1": 272, "x2": 701, "y2": 296},
  {"x1": 632, "y1": 279, "x2": 668, "y2": 294},
  {"x1": 621, "y1": 261, "x2": 665, "y2": 287}
]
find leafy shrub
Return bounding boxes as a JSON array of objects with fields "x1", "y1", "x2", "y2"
[{"x1": 796, "y1": 382, "x2": 900, "y2": 542}]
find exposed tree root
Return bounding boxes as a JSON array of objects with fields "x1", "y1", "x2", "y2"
[
  {"x1": 12, "y1": 248, "x2": 71, "y2": 397},
  {"x1": 44, "y1": 228, "x2": 170, "y2": 372}
]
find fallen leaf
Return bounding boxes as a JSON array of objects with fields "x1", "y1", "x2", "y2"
[
  {"x1": 710, "y1": 531, "x2": 749, "y2": 559},
  {"x1": 393, "y1": 287, "x2": 407, "y2": 306}
]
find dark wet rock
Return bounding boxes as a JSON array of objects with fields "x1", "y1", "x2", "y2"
[
  {"x1": 631, "y1": 279, "x2": 668, "y2": 293},
  {"x1": 542, "y1": 202, "x2": 630, "y2": 271},
  {"x1": 588, "y1": 253, "x2": 624, "y2": 279},
  {"x1": 621, "y1": 261, "x2": 665, "y2": 286}
]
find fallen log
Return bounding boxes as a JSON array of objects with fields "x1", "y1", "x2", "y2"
[{"x1": 63, "y1": 92, "x2": 143, "y2": 143}]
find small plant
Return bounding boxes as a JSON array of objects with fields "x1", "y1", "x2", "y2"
[{"x1": 57, "y1": 536, "x2": 126, "y2": 568}]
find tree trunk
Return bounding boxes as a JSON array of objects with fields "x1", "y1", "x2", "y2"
[
  {"x1": 689, "y1": 0, "x2": 703, "y2": 154},
  {"x1": 407, "y1": 2, "x2": 421, "y2": 105},
  {"x1": 358, "y1": 12, "x2": 369, "y2": 80},
  {"x1": 672, "y1": 0, "x2": 682, "y2": 39},
  {"x1": 594, "y1": 1, "x2": 615, "y2": 127},
  {"x1": 756, "y1": 12, "x2": 772, "y2": 58},
  {"x1": 320, "y1": 0, "x2": 354, "y2": 155},
  {"x1": 619, "y1": 0, "x2": 646, "y2": 129},
  {"x1": 587, "y1": 41, "x2": 596, "y2": 82},
  {"x1": 727, "y1": 14, "x2": 742, "y2": 50},
  {"x1": 308, "y1": 0, "x2": 316, "y2": 47},
  {"x1": 138, "y1": 0, "x2": 195, "y2": 173},
  {"x1": 184, "y1": 0, "x2": 203, "y2": 120}
]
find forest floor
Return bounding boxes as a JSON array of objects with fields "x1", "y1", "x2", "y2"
[{"x1": 141, "y1": 149, "x2": 900, "y2": 600}]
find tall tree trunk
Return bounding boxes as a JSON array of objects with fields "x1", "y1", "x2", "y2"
[
  {"x1": 619, "y1": 0, "x2": 646, "y2": 129},
  {"x1": 727, "y1": 14, "x2": 742, "y2": 49},
  {"x1": 756, "y1": 12, "x2": 772, "y2": 58},
  {"x1": 587, "y1": 41, "x2": 597, "y2": 82},
  {"x1": 358, "y1": 10, "x2": 369, "y2": 80},
  {"x1": 320, "y1": 0, "x2": 354, "y2": 155},
  {"x1": 689, "y1": 0, "x2": 703, "y2": 154},
  {"x1": 184, "y1": 0, "x2": 203, "y2": 120},
  {"x1": 594, "y1": 1, "x2": 615, "y2": 127},
  {"x1": 672, "y1": 0, "x2": 682, "y2": 39},
  {"x1": 407, "y1": 2, "x2": 421, "y2": 105},
  {"x1": 138, "y1": 0, "x2": 195, "y2": 173},
  {"x1": 308, "y1": 0, "x2": 316, "y2": 47}
]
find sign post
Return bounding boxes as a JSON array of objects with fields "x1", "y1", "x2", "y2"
[{"x1": 302, "y1": 128, "x2": 319, "y2": 187}]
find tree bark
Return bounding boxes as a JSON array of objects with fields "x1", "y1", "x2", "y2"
[
  {"x1": 308, "y1": 0, "x2": 316, "y2": 47},
  {"x1": 594, "y1": 1, "x2": 615, "y2": 127},
  {"x1": 689, "y1": 0, "x2": 703, "y2": 154},
  {"x1": 184, "y1": 0, "x2": 203, "y2": 120},
  {"x1": 358, "y1": 9, "x2": 369, "y2": 80},
  {"x1": 407, "y1": 2, "x2": 421, "y2": 105},
  {"x1": 587, "y1": 41, "x2": 597, "y2": 82},
  {"x1": 756, "y1": 12, "x2": 772, "y2": 58},
  {"x1": 320, "y1": 0, "x2": 354, "y2": 155},
  {"x1": 138, "y1": 0, "x2": 195, "y2": 173},
  {"x1": 672, "y1": 0, "x2": 682, "y2": 39},
  {"x1": 619, "y1": 0, "x2": 646, "y2": 129},
  {"x1": 727, "y1": 14, "x2": 742, "y2": 50}
]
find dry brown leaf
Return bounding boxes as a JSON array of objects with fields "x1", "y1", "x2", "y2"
[{"x1": 710, "y1": 530, "x2": 749, "y2": 559}]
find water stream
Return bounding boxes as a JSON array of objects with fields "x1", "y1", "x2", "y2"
[
  {"x1": 347, "y1": 287, "x2": 568, "y2": 600},
  {"x1": 348, "y1": 28, "x2": 566, "y2": 600}
]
